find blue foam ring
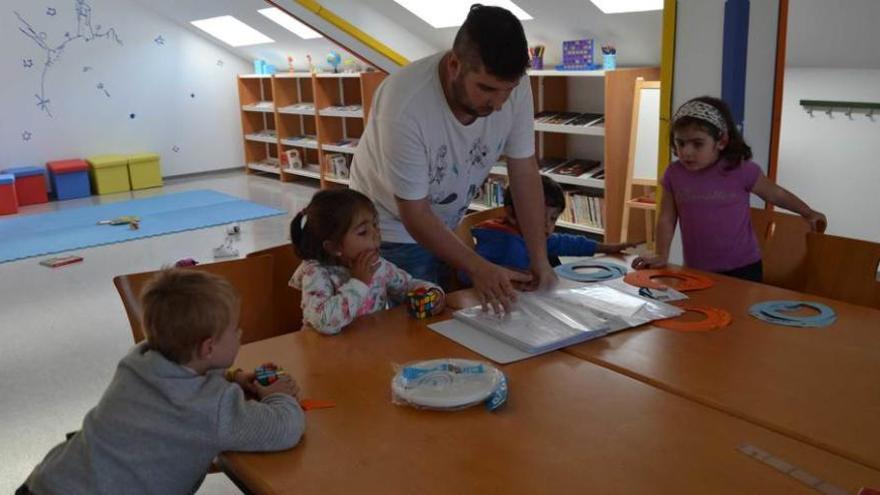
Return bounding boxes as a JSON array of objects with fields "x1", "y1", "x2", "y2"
[
  {"x1": 555, "y1": 260, "x2": 627, "y2": 282},
  {"x1": 748, "y1": 300, "x2": 837, "y2": 328}
]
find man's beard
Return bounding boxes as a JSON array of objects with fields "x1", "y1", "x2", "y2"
[{"x1": 451, "y1": 75, "x2": 493, "y2": 118}]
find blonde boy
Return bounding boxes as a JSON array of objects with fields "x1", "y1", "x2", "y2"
[{"x1": 20, "y1": 269, "x2": 304, "y2": 495}]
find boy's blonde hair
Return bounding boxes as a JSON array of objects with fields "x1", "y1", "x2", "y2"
[{"x1": 140, "y1": 269, "x2": 241, "y2": 364}]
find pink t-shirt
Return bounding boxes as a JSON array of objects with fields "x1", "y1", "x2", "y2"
[{"x1": 662, "y1": 159, "x2": 762, "y2": 272}]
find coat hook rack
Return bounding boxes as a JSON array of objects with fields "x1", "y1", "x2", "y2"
[{"x1": 800, "y1": 99, "x2": 880, "y2": 120}]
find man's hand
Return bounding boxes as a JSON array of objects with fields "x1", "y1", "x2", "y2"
[
  {"x1": 468, "y1": 260, "x2": 532, "y2": 314},
  {"x1": 527, "y1": 260, "x2": 558, "y2": 291}
]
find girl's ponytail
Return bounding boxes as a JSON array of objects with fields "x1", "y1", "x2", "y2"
[{"x1": 289, "y1": 209, "x2": 308, "y2": 258}]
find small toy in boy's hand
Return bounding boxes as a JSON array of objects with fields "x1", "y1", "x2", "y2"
[
  {"x1": 407, "y1": 287, "x2": 441, "y2": 319},
  {"x1": 39, "y1": 255, "x2": 83, "y2": 268},
  {"x1": 254, "y1": 363, "x2": 287, "y2": 386}
]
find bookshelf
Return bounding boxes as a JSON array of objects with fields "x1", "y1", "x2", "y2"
[
  {"x1": 469, "y1": 67, "x2": 659, "y2": 242},
  {"x1": 237, "y1": 71, "x2": 386, "y2": 187}
]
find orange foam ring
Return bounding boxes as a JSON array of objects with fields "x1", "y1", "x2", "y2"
[
  {"x1": 654, "y1": 305, "x2": 732, "y2": 332},
  {"x1": 624, "y1": 269, "x2": 714, "y2": 291}
]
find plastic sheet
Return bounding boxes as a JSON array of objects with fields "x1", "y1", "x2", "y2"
[
  {"x1": 391, "y1": 358, "x2": 506, "y2": 411},
  {"x1": 453, "y1": 286, "x2": 683, "y2": 354}
]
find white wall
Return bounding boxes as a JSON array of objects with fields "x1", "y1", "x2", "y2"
[
  {"x1": 786, "y1": 0, "x2": 880, "y2": 70},
  {"x1": 776, "y1": 69, "x2": 880, "y2": 242},
  {"x1": 0, "y1": 0, "x2": 251, "y2": 178}
]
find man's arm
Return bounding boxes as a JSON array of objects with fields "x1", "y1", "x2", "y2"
[
  {"x1": 506, "y1": 155, "x2": 557, "y2": 289},
  {"x1": 396, "y1": 196, "x2": 530, "y2": 313}
]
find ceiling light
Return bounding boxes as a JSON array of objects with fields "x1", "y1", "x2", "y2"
[
  {"x1": 191, "y1": 15, "x2": 274, "y2": 47},
  {"x1": 589, "y1": 0, "x2": 663, "y2": 14},
  {"x1": 393, "y1": 0, "x2": 532, "y2": 29},
  {"x1": 258, "y1": 8, "x2": 322, "y2": 39}
]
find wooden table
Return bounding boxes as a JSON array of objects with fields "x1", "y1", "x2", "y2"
[
  {"x1": 219, "y1": 307, "x2": 880, "y2": 494},
  {"x1": 448, "y1": 263, "x2": 880, "y2": 472}
]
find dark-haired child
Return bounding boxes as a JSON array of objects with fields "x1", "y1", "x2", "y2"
[
  {"x1": 289, "y1": 189, "x2": 444, "y2": 334},
  {"x1": 472, "y1": 175, "x2": 635, "y2": 273},
  {"x1": 632, "y1": 96, "x2": 826, "y2": 282}
]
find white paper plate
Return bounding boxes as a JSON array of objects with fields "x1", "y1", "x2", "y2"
[{"x1": 391, "y1": 358, "x2": 503, "y2": 409}]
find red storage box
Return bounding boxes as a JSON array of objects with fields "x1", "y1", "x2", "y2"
[
  {"x1": 0, "y1": 174, "x2": 18, "y2": 215},
  {"x1": 1, "y1": 166, "x2": 48, "y2": 206}
]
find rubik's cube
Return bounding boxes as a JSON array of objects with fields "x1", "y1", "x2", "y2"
[
  {"x1": 254, "y1": 363, "x2": 286, "y2": 386},
  {"x1": 407, "y1": 287, "x2": 440, "y2": 319}
]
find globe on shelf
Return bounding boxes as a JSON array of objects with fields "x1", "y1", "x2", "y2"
[{"x1": 326, "y1": 51, "x2": 342, "y2": 73}]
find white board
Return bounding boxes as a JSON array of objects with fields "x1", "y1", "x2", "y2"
[{"x1": 633, "y1": 87, "x2": 661, "y2": 182}]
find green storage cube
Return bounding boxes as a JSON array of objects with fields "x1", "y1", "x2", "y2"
[
  {"x1": 87, "y1": 155, "x2": 131, "y2": 195},
  {"x1": 128, "y1": 153, "x2": 163, "y2": 190}
]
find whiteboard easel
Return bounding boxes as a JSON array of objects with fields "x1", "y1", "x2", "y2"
[{"x1": 621, "y1": 78, "x2": 661, "y2": 249}]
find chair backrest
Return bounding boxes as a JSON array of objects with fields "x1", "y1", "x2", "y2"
[
  {"x1": 802, "y1": 232, "x2": 880, "y2": 309},
  {"x1": 247, "y1": 244, "x2": 304, "y2": 334},
  {"x1": 113, "y1": 255, "x2": 279, "y2": 345},
  {"x1": 455, "y1": 207, "x2": 507, "y2": 250},
  {"x1": 750, "y1": 207, "x2": 811, "y2": 290}
]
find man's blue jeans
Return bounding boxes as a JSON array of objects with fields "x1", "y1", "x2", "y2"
[{"x1": 380, "y1": 241, "x2": 451, "y2": 289}]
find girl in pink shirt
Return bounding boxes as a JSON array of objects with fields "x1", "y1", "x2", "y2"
[
  {"x1": 632, "y1": 97, "x2": 826, "y2": 282},
  {"x1": 289, "y1": 189, "x2": 444, "y2": 334}
]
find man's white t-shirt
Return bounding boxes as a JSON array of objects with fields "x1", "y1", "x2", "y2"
[{"x1": 350, "y1": 52, "x2": 535, "y2": 243}]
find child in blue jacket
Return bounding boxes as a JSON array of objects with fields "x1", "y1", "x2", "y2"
[{"x1": 473, "y1": 175, "x2": 634, "y2": 272}]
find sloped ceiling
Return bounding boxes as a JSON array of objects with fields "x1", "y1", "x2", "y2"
[
  {"x1": 786, "y1": 0, "x2": 880, "y2": 69},
  {"x1": 133, "y1": 0, "x2": 361, "y2": 72},
  {"x1": 133, "y1": 0, "x2": 663, "y2": 73}
]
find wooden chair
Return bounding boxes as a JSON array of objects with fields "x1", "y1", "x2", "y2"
[
  {"x1": 247, "y1": 244, "x2": 304, "y2": 334},
  {"x1": 750, "y1": 207, "x2": 812, "y2": 290},
  {"x1": 802, "y1": 233, "x2": 880, "y2": 309},
  {"x1": 455, "y1": 207, "x2": 506, "y2": 250},
  {"x1": 113, "y1": 255, "x2": 280, "y2": 345}
]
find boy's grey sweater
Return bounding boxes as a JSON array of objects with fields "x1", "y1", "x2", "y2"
[{"x1": 26, "y1": 342, "x2": 304, "y2": 494}]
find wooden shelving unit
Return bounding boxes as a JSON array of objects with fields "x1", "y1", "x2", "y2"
[
  {"x1": 237, "y1": 71, "x2": 386, "y2": 187},
  {"x1": 470, "y1": 67, "x2": 659, "y2": 242}
]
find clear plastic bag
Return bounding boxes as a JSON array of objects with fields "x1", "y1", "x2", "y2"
[
  {"x1": 453, "y1": 285, "x2": 684, "y2": 354},
  {"x1": 391, "y1": 358, "x2": 507, "y2": 411},
  {"x1": 454, "y1": 290, "x2": 611, "y2": 353}
]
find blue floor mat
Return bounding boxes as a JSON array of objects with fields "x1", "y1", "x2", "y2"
[{"x1": 0, "y1": 189, "x2": 286, "y2": 263}]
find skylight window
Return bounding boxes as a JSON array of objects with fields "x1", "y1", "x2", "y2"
[
  {"x1": 393, "y1": 0, "x2": 532, "y2": 29},
  {"x1": 589, "y1": 0, "x2": 663, "y2": 14},
  {"x1": 258, "y1": 8, "x2": 323, "y2": 39},
  {"x1": 191, "y1": 15, "x2": 274, "y2": 47}
]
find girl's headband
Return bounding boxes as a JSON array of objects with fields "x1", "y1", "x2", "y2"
[{"x1": 673, "y1": 101, "x2": 728, "y2": 134}]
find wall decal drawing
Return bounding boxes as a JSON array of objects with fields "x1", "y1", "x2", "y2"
[
  {"x1": 97, "y1": 82, "x2": 110, "y2": 97},
  {"x1": 16, "y1": 0, "x2": 123, "y2": 118},
  {"x1": 216, "y1": 59, "x2": 224, "y2": 67},
  {"x1": 129, "y1": 113, "x2": 135, "y2": 119},
  {"x1": 172, "y1": 146, "x2": 180, "y2": 153},
  {"x1": 23, "y1": 58, "x2": 34, "y2": 68},
  {"x1": 22, "y1": 131, "x2": 33, "y2": 141},
  {"x1": 154, "y1": 35, "x2": 164, "y2": 45},
  {"x1": 46, "y1": 7, "x2": 57, "y2": 16},
  {"x1": 82, "y1": 66, "x2": 92, "y2": 72}
]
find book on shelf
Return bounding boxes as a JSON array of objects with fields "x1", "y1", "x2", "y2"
[
  {"x1": 565, "y1": 113, "x2": 604, "y2": 127},
  {"x1": 249, "y1": 129, "x2": 277, "y2": 138},
  {"x1": 323, "y1": 104, "x2": 363, "y2": 113},
  {"x1": 245, "y1": 101, "x2": 274, "y2": 110},
  {"x1": 473, "y1": 177, "x2": 506, "y2": 208},
  {"x1": 329, "y1": 137, "x2": 359, "y2": 148},
  {"x1": 534, "y1": 111, "x2": 604, "y2": 127},
  {"x1": 561, "y1": 191, "x2": 604, "y2": 229},
  {"x1": 280, "y1": 102, "x2": 315, "y2": 112},
  {"x1": 283, "y1": 149, "x2": 302, "y2": 169},
  {"x1": 324, "y1": 153, "x2": 350, "y2": 179},
  {"x1": 548, "y1": 158, "x2": 601, "y2": 177},
  {"x1": 538, "y1": 157, "x2": 568, "y2": 172}
]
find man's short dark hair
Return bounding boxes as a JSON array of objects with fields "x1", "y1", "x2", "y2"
[
  {"x1": 452, "y1": 4, "x2": 529, "y2": 81},
  {"x1": 504, "y1": 175, "x2": 566, "y2": 215}
]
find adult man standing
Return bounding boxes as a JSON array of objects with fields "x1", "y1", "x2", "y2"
[{"x1": 350, "y1": 4, "x2": 555, "y2": 312}]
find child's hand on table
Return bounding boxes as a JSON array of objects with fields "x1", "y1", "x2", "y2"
[
  {"x1": 256, "y1": 374, "x2": 300, "y2": 401},
  {"x1": 598, "y1": 242, "x2": 640, "y2": 254},
  {"x1": 632, "y1": 254, "x2": 668, "y2": 270}
]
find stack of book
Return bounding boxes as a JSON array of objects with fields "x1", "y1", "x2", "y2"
[
  {"x1": 278, "y1": 102, "x2": 314, "y2": 113},
  {"x1": 473, "y1": 177, "x2": 506, "y2": 208},
  {"x1": 561, "y1": 192, "x2": 605, "y2": 230},
  {"x1": 535, "y1": 111, "x2": 604, "y2": 128},
  {"x1": 324, "y1": 153, "x2": 350, "y2": 179},
  {"x1": 539, "y1": 157, "x2": 604, "y2": 180}
]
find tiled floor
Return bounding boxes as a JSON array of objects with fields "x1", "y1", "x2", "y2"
[{"x1": 0, "y1": 171, "x2": 318, "y2": 494}]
